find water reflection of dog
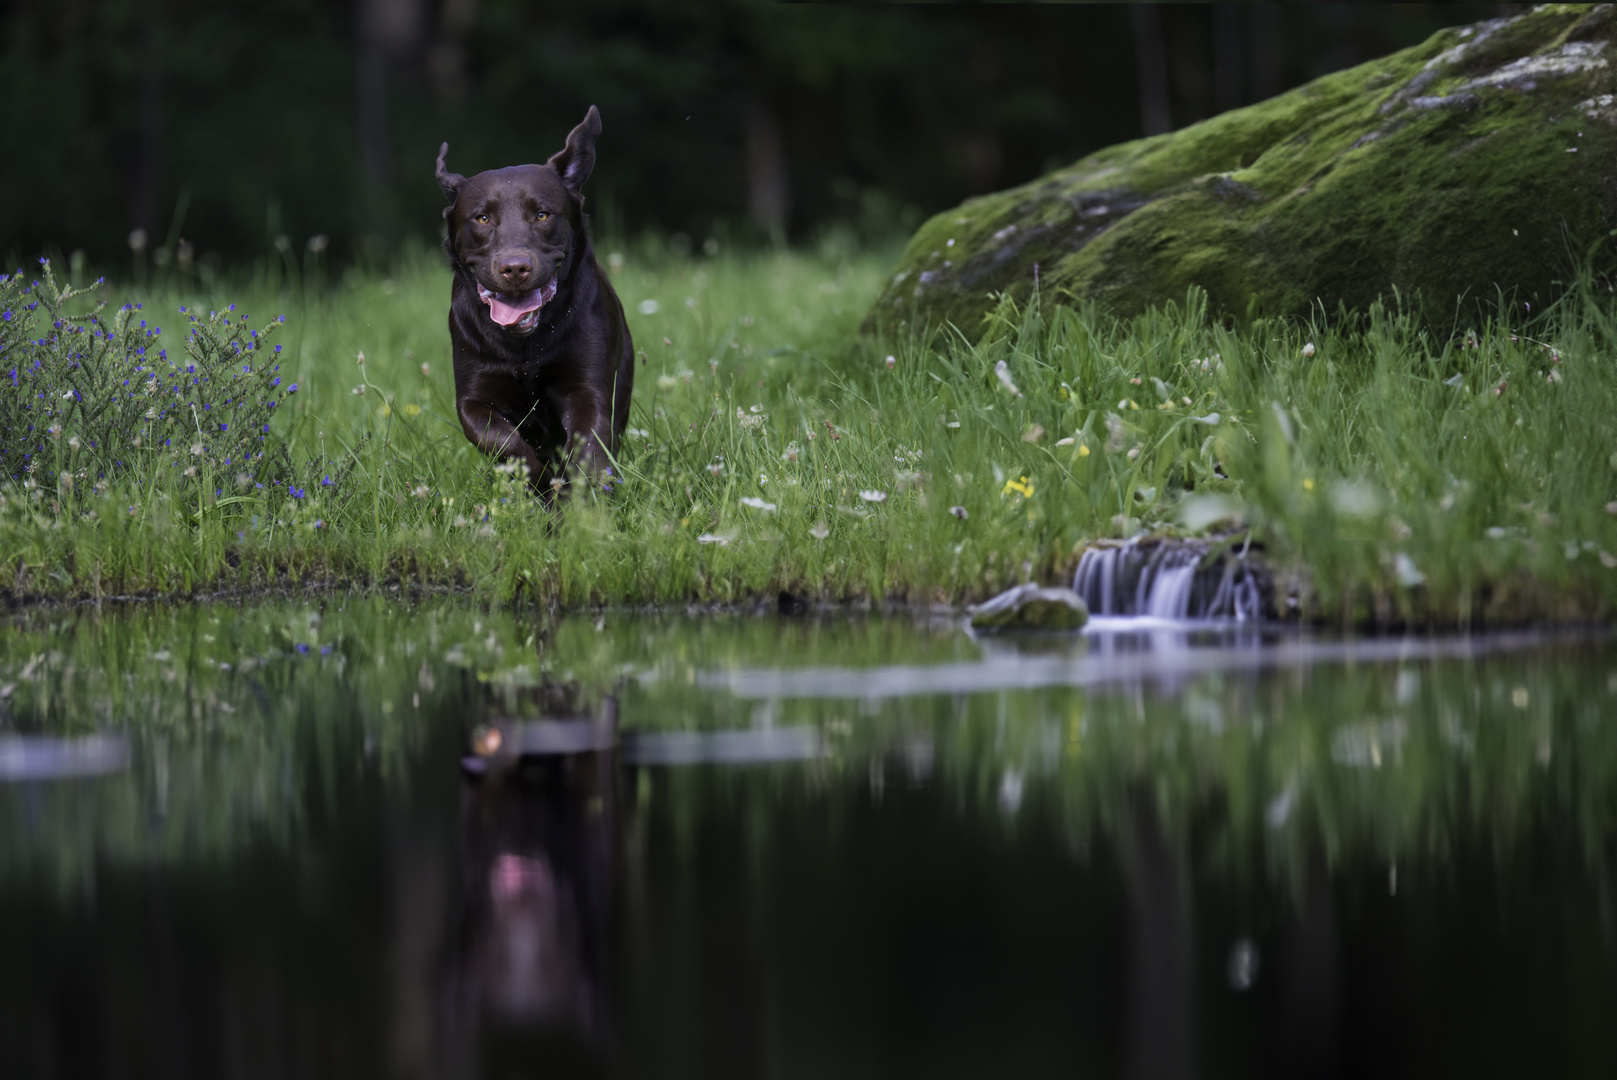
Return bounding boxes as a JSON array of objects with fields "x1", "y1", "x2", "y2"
[{"x1": 444, "y1": 700, "x2": 618, "y2": 1076}]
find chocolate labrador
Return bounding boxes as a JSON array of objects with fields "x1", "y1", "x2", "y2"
[{"x1": 435, "y1": 106, "x2": 633, "y2": 497}]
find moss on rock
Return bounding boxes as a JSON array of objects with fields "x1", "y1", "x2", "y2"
[{"x1": 866, "y1": 4, "x2": 1617, "y2": 340}]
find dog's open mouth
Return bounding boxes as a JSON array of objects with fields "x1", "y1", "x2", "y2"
[{"x1": 477, "y1": 278, "x2": 558, "y2": 333}]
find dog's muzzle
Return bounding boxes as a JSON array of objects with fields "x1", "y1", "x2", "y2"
[{"x1": 477, "y1": 277, "x2": 558, "y2": 333}]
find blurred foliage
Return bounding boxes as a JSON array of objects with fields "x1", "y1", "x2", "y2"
[{"x1": 0, "y1": 0, "x2": 1516, "y2": 275}]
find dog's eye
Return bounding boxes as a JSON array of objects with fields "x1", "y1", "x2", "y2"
[
  {"x1": 535, "y1": 212, "x2": 549, "y2": 222},
  {"x1": 473, "y1": 214, "x2": 490, "y2": 225}
]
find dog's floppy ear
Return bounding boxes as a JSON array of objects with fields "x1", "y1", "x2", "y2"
[
  {"x1": 548, "y1": 106, "x2": 601, "y2": 194},
  {"x1": 435, "y1": 142, "x2": 465, "y2": 210}
]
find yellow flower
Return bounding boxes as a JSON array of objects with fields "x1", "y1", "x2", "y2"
[
  {"x1": 1078, "y1": 444, "x2": 1091, "y2": 458},
  {"x1": 403, "y1": 403, "x2": 422, "y2": 417},
  {"x1": 1002, "y1": 476, "x2": 1034, "y2": 498},
  {"x1": 1303, "y1": 477, "x2": 1315, "y2": 491}
]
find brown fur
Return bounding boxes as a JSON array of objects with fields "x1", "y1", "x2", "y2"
[{"x1": 435, "y1": 106, "x2": 633, "y2": 497}]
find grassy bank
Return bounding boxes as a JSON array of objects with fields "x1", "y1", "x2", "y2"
[{"x1": 4, "y1": 240, "x2": 1617, "y2": 625}]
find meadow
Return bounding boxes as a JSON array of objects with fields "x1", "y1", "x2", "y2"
[{"x1": 3, "y1": 236, "x2": 1616, "y2": 626}]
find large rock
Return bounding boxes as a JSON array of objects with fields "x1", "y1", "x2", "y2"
[{"x1": 865, "y1": 4, "x2": 1617, "y2": 339}]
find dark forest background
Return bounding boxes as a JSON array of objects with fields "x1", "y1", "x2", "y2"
[{"x1": 1, "y1": 2, "x2": 1522, "y2": 278}]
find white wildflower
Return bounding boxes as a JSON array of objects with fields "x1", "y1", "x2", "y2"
[
  {"x1": 994, "y1": 360, "x2": 1022, "y2": 397},
  {"x1": 1105, "y1": 415, "x2": 1127, "y2": 452}
]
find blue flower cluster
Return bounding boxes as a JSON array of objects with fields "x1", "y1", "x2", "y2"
[{"x1": 0, "y1": 260, "x2": 336, "y2": 506}]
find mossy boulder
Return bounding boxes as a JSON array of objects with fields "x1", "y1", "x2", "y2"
[{"x1": 865, "y1": 4, "x2": 1617, "y2": 339}]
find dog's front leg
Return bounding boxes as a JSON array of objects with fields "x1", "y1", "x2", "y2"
[
  {"x1": 458, "y1": 398, "x2": 547, "y2": 484},
  {"x1": 559, "y1": 394, "x2": 616, "y2": 485}
]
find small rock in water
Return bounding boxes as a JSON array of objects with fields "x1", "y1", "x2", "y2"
[{"x1": 968, "y1": 583, "x2": 1088, "y2": 631}]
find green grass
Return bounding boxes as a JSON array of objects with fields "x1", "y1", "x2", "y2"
[{"x1": 4, "y1": 238, "x2": 1617, "y2": 625}]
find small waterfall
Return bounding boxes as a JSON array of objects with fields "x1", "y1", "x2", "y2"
[{"x1": 1073, "y1": 536, "x2": 1267, "y2": 621}]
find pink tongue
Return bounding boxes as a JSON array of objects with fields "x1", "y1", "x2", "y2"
[{"x1": 487, "y1": 290, "x2": 543, "y2": 326}]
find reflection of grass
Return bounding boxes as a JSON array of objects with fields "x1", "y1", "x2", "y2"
[
  {"x1": 4, "y1": 241, "x2": 1617, "y2": 623},
  {"x1": 5, "y1": 599, "x2": 1615, "y2": 896},
  {"x1": 0, "y1": 600, "x2": 458, "y2": 887}
]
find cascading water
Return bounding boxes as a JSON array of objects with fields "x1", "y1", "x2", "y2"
[{"x1": 1073, "y1": 536, "x2": 1267, "y2": 621}]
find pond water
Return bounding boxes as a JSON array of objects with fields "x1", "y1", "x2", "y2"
[{"x1": 1, "y1": 601, "x2": 1615, "y2": 1079}]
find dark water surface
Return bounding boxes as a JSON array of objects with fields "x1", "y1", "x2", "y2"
[{"x1": 2, "y1": 602, "x2": 1615, "y2": 1079}]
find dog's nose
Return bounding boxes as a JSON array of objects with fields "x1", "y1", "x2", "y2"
[{"x1": 498, "y1": 257, "x2": 533, "y2": 287}]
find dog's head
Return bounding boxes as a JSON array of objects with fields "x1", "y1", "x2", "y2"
[{"x1": 436, "y1": 106, "x2": 601, "y2": 336}]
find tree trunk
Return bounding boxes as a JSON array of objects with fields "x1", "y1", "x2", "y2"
[
  {"x1": 1132, "y1": 5, "x2": 1172, "y2": 136},
  {"x1": 1213, "y1": 4, "x2": 1244, "y2": 115},
  {"x1": 745, "y1": 98, "x2": 790, "y2": 244},
  {"x1": 1250, "y1": 4, "x2": 1283, "y2": 103},
  {"x1": 132, "y1": 20, "x2": 162, "y2": 237},
  {"x1": 356, "y1": 0, "x2": 425, "y2": 243}
]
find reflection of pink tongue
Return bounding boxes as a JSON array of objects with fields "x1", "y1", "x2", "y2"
[{"x1": 478, "y1": 278, "x2": 557, "y2": 327}]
